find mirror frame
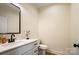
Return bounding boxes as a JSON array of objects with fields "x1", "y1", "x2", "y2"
[{"x1": 0, "y1": 3, "x2": 21, "y2": 34}]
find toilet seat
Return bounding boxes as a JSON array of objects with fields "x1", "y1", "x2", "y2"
[
  {"x1": 39, "y1": 44, "x2": 48, "y2": 50},
  {"x1": 39, "y1": 44, "x2": 48, "y2": 55}
]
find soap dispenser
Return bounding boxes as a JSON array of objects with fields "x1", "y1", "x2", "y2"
[{"x1": 25, "y1": 30, "x2": 30, "y2": 40}]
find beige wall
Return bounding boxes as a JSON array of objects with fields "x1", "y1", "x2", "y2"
[
  {"x1": 39, "y1": 4, "x2": 71, "y2": 51},
  {"x1": 13, "y1": 3, "x2": 79, "y2": 52},
  {"x1": 70, "y1": 3, "x2": 79, "y2": 47}
]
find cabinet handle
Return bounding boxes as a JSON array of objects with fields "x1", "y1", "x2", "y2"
[
  {"x1": 34, "y1": 43, "x2": 37, "y2": 45},
  {"x1": 34, "y1": 50, "x2": 38, "y2": 53}
]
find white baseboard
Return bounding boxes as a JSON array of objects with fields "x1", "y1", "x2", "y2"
[{"x1": 47, "y1": 49, "x2": 65, "y2": 55}]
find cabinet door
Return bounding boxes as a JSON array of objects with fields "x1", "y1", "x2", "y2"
[
  {"x1": 1, "y1": 43, "x2": 34, "y2": 55},
  {"x1": 0, "y1": 49, "x2": 18, "y2": 55},
  {"x1": 23, "y1": 50, "x2": 33, "y2": 55},
  {"x1": 32, "y1": 47, "x2": 38, "y2": 55}
]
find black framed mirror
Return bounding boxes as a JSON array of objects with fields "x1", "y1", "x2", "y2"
[{"x1": 0, "y1": 3, "x2": 21, "y2": 34}]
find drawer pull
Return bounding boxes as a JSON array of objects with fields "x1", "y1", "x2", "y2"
[
  {"x1": 34, "y1": 43, "x2": 37, "y2": 45},
  {"x1": 34, "y1": 50, "x2": 38, "y2": 53}
]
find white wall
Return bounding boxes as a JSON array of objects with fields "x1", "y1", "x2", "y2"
[
  {"x1": 15, "y1": 4, "x2": 39, "y2": 40},
  {"x1": 70, "y1": 3, "x2": 79, "y2": 47},
  {"x1": 39, "y1": 4, "x2": 70, "y2": 51}
]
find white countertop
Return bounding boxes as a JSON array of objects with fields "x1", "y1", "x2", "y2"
[{"x1": 0, "y1": 39, "x2": 38, "y2": 53}]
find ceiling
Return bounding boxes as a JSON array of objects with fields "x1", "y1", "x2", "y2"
[
  {"x1": 30, "y1": 3, "x2": 53, "y2": 8},
  {"x1": 20, "y1": 3, "x2": 53, "y2": 9}
]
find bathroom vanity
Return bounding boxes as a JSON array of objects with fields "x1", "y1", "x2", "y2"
[{"x1": 0, "y1": 39, "x2": 39, "y2": 55}]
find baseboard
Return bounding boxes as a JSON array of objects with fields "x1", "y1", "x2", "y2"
[
  {"x1": 46, "y1": 49, "x2": 65, "y2": 55},
  {"x1": 46, "y1": 49, "x2": 55, "y2": 55}
]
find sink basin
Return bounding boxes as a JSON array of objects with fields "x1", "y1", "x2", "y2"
[
  {"x1": 0, "y1": 39, "x2": 33, "y2": 47},
  {"x1": 0, "y1": 39, "x2": 37, "y2": 48},
  {"x1": 0, "y1": 39, "x2": 38, "y2": 53},
  {"x1": 0, "y1": 39, "x2": 26, "y2": 47}
]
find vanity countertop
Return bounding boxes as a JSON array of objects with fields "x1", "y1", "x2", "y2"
[{"x1": 0, "y1": 39, "x2": 38, "y2": 53}]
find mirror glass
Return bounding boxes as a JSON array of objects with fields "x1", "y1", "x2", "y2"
[{"x1": 0, "y1": 3, "x2": 21, "y2": 34}]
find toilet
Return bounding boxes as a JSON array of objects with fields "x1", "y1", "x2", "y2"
[{"x1": 39, "y1": 44, "x2": 48, "y2": 55}]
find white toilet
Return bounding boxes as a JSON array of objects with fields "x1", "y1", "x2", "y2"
[{"x1": 39, "y1": 44, "x2": 48, "y2": 55}]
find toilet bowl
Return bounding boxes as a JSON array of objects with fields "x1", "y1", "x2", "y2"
[{"x1": 39, "y1": 44, "x2": 48, "y2": 55}]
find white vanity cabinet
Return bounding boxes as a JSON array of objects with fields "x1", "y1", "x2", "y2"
[{"x1": 0, "y1": 40, "x2": 39, "y2": 55}]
